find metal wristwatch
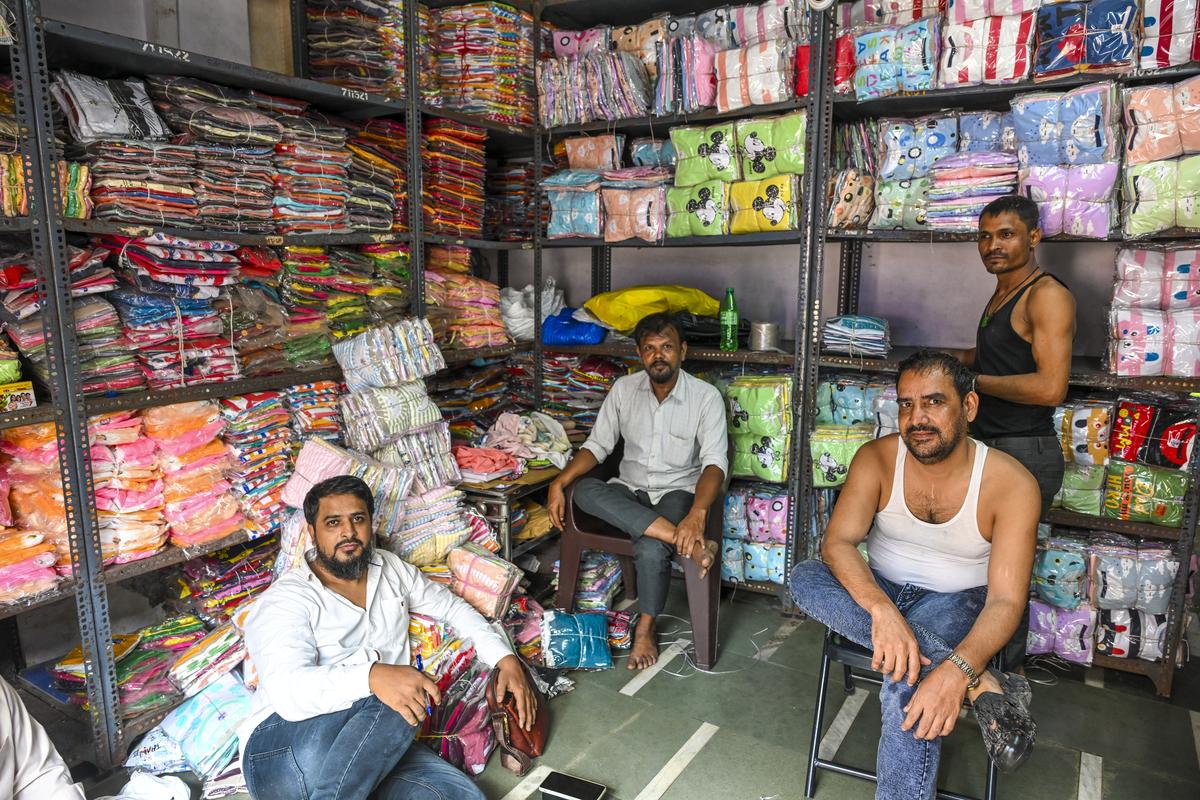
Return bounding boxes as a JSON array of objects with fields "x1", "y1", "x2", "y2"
[{"x1": 946, "y1": 652, "x2": 980, "y2": 690}]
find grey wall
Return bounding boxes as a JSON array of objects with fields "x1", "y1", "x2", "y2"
[{"x1": 44, "y1": 0, "x2": 251, "y2": 64}]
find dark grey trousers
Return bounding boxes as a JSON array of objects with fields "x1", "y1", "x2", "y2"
[
  {"x1": 572, "y1": 477, "x2": 694, "y2": 618},
  {"x1": 979, "y1": 434, "x2": 1065, "y2": 668}
]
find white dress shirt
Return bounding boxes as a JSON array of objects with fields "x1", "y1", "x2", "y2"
[
  {"x1": 0, "y1": 677, "x2": 85, "y2": 800},
  {"x1": 581, "y1": 369, "x2": 728, "y2": 503},
  {"x1": 239, "y1": 548, "x2": 513, "y2": 747}
]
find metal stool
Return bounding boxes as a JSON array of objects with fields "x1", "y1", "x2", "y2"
[{"x1": 806, "y1": 629, "x2": 1000, "y2": 800}]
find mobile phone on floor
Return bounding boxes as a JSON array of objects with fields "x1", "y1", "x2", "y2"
[{"x1": 539, "y1": 770, "x2": 607, "y2": 800}]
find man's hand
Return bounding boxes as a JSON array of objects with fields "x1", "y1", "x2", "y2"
[
  {"x1": 901, "y1": 661, "x2": 970, "y2": 740},
  {"x1": 368, "y1": 663, "x2": 441, "y2": 726},
  {"x1": 494, "y1": 655, "x2": 538, "y2": 731},
  {"x1": 672, "y1": 510, "x2": 706, "y2": 560},
  {"x1": 547, "y1": 481, "x2": 566, "y2": 530},
  {"x1": 869, "y1": 603, "x2": 930, "y2": 685}
]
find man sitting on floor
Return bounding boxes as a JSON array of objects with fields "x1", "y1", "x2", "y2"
[
  {"x1": 547, "y1": 312, "x2": 726, "y2": 670},
  {"x1": 241, "y1": 475, "x2": 536, "y2": 800},
  {"x1": 790, "y1": 350, "x2": 1037, "y2": 800}
]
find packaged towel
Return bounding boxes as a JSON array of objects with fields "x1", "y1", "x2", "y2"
[
  {"x1": 541, "y1": 609, "x2": 613, "y2": 669},
  {"x1": 1102, "y1": 458, "x2": 1190, "y2": 527},
  {"x1": 1138, "y1": 0, "x2": 1200, "y2": 69},
  {"x1": 810, "y1": 424, "x2": 874, "y2": 487},
  {"x1": 722, "y1": 538, "x2": 746, "y2": 582},
  {"x1": 1108, "y1": 307, "x2": 1168, "y2": 376},
  {"x1": 630, "y1": 138, "x2": 677, "y2": 168},
  {"x1": 878, "y1": 0, "x2": 946, "y2": 24},
  {"x1": 667, "y1": 180, "x2": 730, "y2": 237},
  {"x1": 878, "y1": 115, "x2": 958, "y2": 181},
  {"x1": 1107, "y1": 398, "x2": 1195, "y2": 469},
  {"x1": 939, "y1": 12, "x2": 1036, "y2": 87},
  {"x1": 746, "y1": 493, "x2": 789, "y2": 544},
  {"x1": 1122, "y1": 154, "x2": 1200, "y2": 237},
  {"x1": 1123, "y1": 76, "x2": 1200, "y2": 166},
  {"x1": 870, "y1": 177, "x2": 931, "y2": 230},
  {"x1": 730, "y1": 0, "x2": 805, "y2": 46},
  {"x1": 672, "y1": 123, "x2": 741, "y2": 186},
  {"x1": 448, "y1": 542, "x2": 521, "y2": 619},
  {"x1": 564, "y1": 135, "x2": 626, "y2": 171},
  {"x1": 1055, "y1": 463, "x2": 1105, "y2": 515},
  {"x1": 735, "y1": 112, "x2": 807, "y2": 179},
  {"x1": 728, "y1": 375, "x2": 793, "y2": 483},
  {"x1": 715, "y1": 40, "x2": 793, "y2": 113},
  {"x1": 1113, "y1": 245, "x2": 1200, "y2": 310},
  {"x1": 1011, "y1": 82, "x2": 1121, "y2": 167},
  {"x1": 729, "y1": 174, "x2": 799, "y2": 233},
  {"x1": 546, "y1": 187, "x2": 604, "y2": 240},
  {"x1": 743, "y1": 542, "x2": 786, "y2": 583},
  {"x1": 601, "y1": 187, "x2": 666, "y2": 243},
  {"x1": 1033, "y1": 0, "x2": 1138, "y2": 80},
  {"x1": 724, "y1": 489, "x2": 750, "y2": 540},
  {"x1": 959, "y1": 110, "x2": 1014, "y2": 153},
  {"x1": 1020, "y1": 162, "x2": 1119, "y2": 238}
]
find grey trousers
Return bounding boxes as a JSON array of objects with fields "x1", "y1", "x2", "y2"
[{"x1": 572, "y1": 478, "x2": 694, "y2": 618}]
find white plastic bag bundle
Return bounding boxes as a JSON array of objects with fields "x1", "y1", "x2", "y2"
[{"x1": 500, "y1": 279, "x2": 565, "y2": 341}]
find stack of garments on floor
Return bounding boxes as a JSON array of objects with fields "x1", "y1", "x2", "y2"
[
  {"x1": 927, "y1": 152, "x2": 1019, "y2": 232},
  {"x1": 53, "y1": 633, "x2": 180, "y2": 719},
  {"x1": 486, "y1": 158, "x2": 551, "y2": 240},
  {"x1": 1, "y1": 424, "x2": 69, "y2": 573},
  {"x1": 0, "y1": 242, "x2": 114, "y2": 322},
  {"x1": 537, "y1": 353, "x2": 630, "y2": 445},
  {"x1": 83, "y1": 140, "x2": 198, "y2": 228},
  {"x1": 347, "y1": 120, "x2": 407, "y2": 232},
  {"x1": 220, "y1": 393, "x2": 295, "y2": 539},
  {"x1": 433, "y1": 2, "x2": 536, "y2": 126},
  {"x1": 273, "y1": 116, "x2": 352, "y2": 235},
  {"x1": 387, "y1": 485, "x2": 478, "y2": 567},
  {"x1": 372, "y1": 421, "x2": 461, "y2": 494},
  {"x1": 422, "y1": 119, "x2": 487, "y2": 236},
  {"x1": 428, "y1": 360, "x2": 516, "y2": 444},
  {"x1": 356, "y1": 243, "x2": 411, "y2": 321},
  {"x1": 284, "y1": 381, "x2": 344, "y2": 445},
  {"x1": 425, "y1": 268, "x2": 509, "y2": 350},
  {"x1": 822, "y1": 315, "x2": 891, "y2": 357},
  {"x1": 174, "y1": 537, "x2": 279, "y2": 627},
  {"x1": 306, "y1": 0, "x2": 396, "y2": 93},
  {"x1": 0, "y1": 530, "x2": 59, "y2": 606},
  {"x1": 143, "y1": 402, "x2": 244, "y2": 549},
  {"x1": 557, "y1": 551, "x2": 622, "y2": 611},
  {"x1": 89, "y1": 411, "x2": 167, "y2": 565}
]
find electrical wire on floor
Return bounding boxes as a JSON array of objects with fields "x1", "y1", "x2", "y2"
[{"x1": 1022, "y1": 654, "x2": 1075, "y2": 686}]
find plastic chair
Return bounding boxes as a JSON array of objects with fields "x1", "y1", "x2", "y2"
[{"x1": 806, "y1": 629, "x2": 1000, "y2": 800}]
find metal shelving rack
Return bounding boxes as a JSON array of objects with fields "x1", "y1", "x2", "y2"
[
  {"x1": 0, "y1": 0, "x2": 543, "y2": 770},
  {"x1": 796, "y1": 6, "x2": 1200, "y2": 697}
]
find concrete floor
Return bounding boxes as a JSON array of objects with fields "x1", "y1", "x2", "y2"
[{"x1": 85, "y1": 582, "x2": 1200, "y2": 799}]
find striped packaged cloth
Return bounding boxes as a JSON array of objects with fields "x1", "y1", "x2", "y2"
[
  {"x1": 715, "y1": 40, "x2": 794, "y2": 114},
  {"x1": 341, "y1": 383, "x2": 443, "y2": 452},
  {"x1": 168, "y1": 622, "x2": 245, "y2": 697},
  {"x1": 332, "y1": 317, "x2": 445, "y2": 391},
  {"x1": 939, "y1": 12, "x2": 1036, "y2": 87}
]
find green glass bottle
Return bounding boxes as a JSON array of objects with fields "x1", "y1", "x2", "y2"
[{"x1": 719, "y1": 288, "x2": 738, "y2": 352}]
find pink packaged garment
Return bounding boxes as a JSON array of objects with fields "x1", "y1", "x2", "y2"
[
  {"x1": 746, "y1": 495, "x2": 789, "y2": 544},
  {"x1": 1113, "y1": 246, "x2": 1200, "y2": 310},
  {"x1": 1110, "y1": 308, "x2": 1168, "y2": 376},
  {"x1": 939, "y1": 13, "x2": 1036, "y2": 87},
  {"x1": 877, "y1": 0, "x2": 946, "y2": 24},
  {"x1": 280, "y1": 437, "x2": 356, "y2": 509},
  {"x1": 552, "y1": 30, "x2": 583, "y2": 57},
  {"x1": 716, "y1": 40, "x2": 793, "y2": 113},
  {"x1": 1123, "y1": 76, "x2": 1200, "y2": 166},
  {"x1": 448, "y1": 542, "x2": 521, "y2": 619},
  {"x1": 1168, "y1": 308, "x2": 1200, "y2": 376},
  {"x1": 731, "y1": 0, "x2": 801, "y2": 46},
  {"x1": 601, "y1": 187, "x2": 666, "y2": 243},
  {"x1": 1139, "y1": 0, "x2": 1200, "y2": 69},
  {"x1": 564, "y1": 136, "x2": 625, "y2": 170},
  {"x1": 945, "y1": 0, "x2": 1038, "y2": 23}
]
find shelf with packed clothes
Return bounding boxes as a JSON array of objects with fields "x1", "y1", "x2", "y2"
[
  {"x1": 63, "y1": 219, "x2": 411, "y2": 249},
  {"x1": 540, "y1": 230, "x2": 810, "y2": 247},
  {"x1": 800, "y1": 3, "x2": 1200, "y2": 697}
]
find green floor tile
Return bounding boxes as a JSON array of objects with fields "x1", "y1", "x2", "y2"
[
  {"x1": 1103, "y1": 757, "x2": 1200, "y2": 800},
  {"x1": 658, "y1": 727, "x2": 821, "y2": 800},
  {"x1": 757, "y1": 616, "x2": 829, "y2": 676}
]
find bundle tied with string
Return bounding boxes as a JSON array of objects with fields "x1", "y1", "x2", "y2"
[
  {"x1": 371, "y1": 420, "x2": 461, "y2": 495},
  {"x1": 447, "y1": 541, "x2": 521, "y2": 619},
  {"x1": 340, "y1": 383, "x2": 443, "y2": 454},
  {"x1": 387, "y1": 485, "x2": 478, "y2": 567},
  {"x1": 331, "y1": 317, "x2": 446, "y2": 392}
]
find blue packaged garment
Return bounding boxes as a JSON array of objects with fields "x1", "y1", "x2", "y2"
[
  {"x1": 630, "y1": 138, "x2": 676, "y2": 168},
  {"x1": 959, "y1": 111, "x2": 1008, "y2": 153},
  {"x1": 1010, "y1": 92, "x2": 1062, "y2": 167},
  {"x1": 743, "y1": 542, "x2": 786, "y2": 584},
  {"x1": 723, "y1": 489, "x2": 750, "y2": 540},
  {"x1": 541, "y1": 609, "x2": 613, "y2": 669},
  {"x1": 722, "y1": 538, "x2": 746, "y2": 582},
  {"x1": 1033, "y1": 539, "x2": 1088, "y2": 609},
  {"x1": 542, "y1": 308, "x2": 606, "y2": 346},
  {"x1": 546, "y1": 189, "x2": 603, "y2": 239}
]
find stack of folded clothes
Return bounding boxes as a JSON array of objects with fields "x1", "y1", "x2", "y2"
[
  {"x1": 89, "y1": 411, "x2": 167, "y2": 565},
  {"x1": 357, "y1": 243, "x2": 411, "y2": 322},
  {"x1": 225, "y1": 285, "x2": 289, "y2": 377},
  {"x1": 555, "y1": 550, "x2": 622, "y2": 611},
  {"x1": 433, "y1": 2, "x2": 536, "y2": 127},
  {"x1": 306, "y1": 0, "x2": 396, "y2": 93},
  {"x1": 143, "y1": 402, "x2": 245, "y2": 549},
  {"x1": 534, "y1": 353, "x2": 629, "y2": 445},
  {"x1": 0, "y1": 242, "x2": 114, "y2": 322},
  {"x1": 485, "y1": 158, "x2": 550, "y2": 241},
  {"x1": 423, "y1": 119, "x2": 488, "y2": 236},
  {"x1": 53, "y1": 633, "x2": 179, "y2": 719},
  {"x1": 191, "y1": 143, "x2": 278, "y2": 234},
  {"x1": 325, "y1": 247, "x2": 378, "y2": 338},
  {"x1": 425, "y1": 268, "x2": 509, "y2": 350},
  {"x1": 0, "y1": 529, "x2": 60, "y2": 606},
  {"x1": 346, "y1": 120, "x2": 406, "y2": 232},
  {"x1": 278, "y1": 246, "x2": 336, "y2": 369},
  {"x1": 427, "y1": 360, "x2": 516, "y2": 444},
  {"x1": 380, "y1": 1, "x2": 438, "y2": 102},
  {"x1": 50, "y1": 71, "x2": 171, "y2": 143},
  {"x1": 822, "y1": 314, "x2": 891, "y2": 358},
  {"x1": 927, "y1": 152, "x2": 1019, "y2": 232},
  {"x1": 273, "y1": 115, "x2": 353, "y2": 235},
  {"x1": 284, "y1": 381, "x2": 344, "y2": 445},
  {"x1": 1, "y1": 424, "x2": 70, "y2": 573},
  {"x1": 174, "y1": 537, "x2": 279, "y2": 627},
  {"x1": 84, "y1": 140, "x2": 199, "y2": 228},
  {"x1": 220, "y1": 393, "x2": 295, "y2": 539}
]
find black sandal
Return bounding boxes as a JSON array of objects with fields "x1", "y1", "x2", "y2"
[{"x1": 971, "y1": 670, "x2": 1036, "y2": 773}]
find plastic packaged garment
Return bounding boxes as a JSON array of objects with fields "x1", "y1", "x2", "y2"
[
  {"x1": 630, "y1": 138, "x2": 676, "y2": 168},
  {"x1": 432, "y1": 3, "x2": 537, "y2": 127},
  {"x1": 1122, "y1": 76, "x2": 1200, "y2": 167},
  {"x1": 331, "y1": 318, "x2": 444, "y2": 392},
  {"x1": 388, "y1": 485, "x2": 476, "y2": 566},
  {"x1": 1102, "y1": 458, "x2": 1190, "y2": 527},
  {"x1": 666, "y1": 180, "x2": 730, "y2": 237},
  {"x1": 729, "y1": 174, "x2": 799, "y2": 234},
  {"x1": 1057, "y1": 400, "x2": 1113, "y2": 466},
  {"x1": 584, "y1": 285, "x2": 719, "y2": 333},
  {"x1": 1139, "y1": 0, "x2": 1200, "y2": 69},
  {"x1": 1108, "y1": 399, "x2": 1196, "y2": 469},
  {"x1": 546, "y1": 185, "x2": 604, "y2": 239},
  {"x1": 374, "y1": 420, "x2": 461, "y2": 493},
  {"x1": 879, "y1": 0, "x2": 946, "y2": 24},
  {"x1": 747, "y1": 493, "x2": 789, "y2": 544},
  {"x1": 553, "y1": 26, "x2": 612, "y2": 57},
  {"x1": 939, "y1": 12, "x2": 1036, "y2": 87},
  {"x1": 854, "y1": 18, "x2": 940, "y2": 100},
  {"x1": 542, "y1": 307, "x2": 607, "y2": 345},
  {"x1": 655, "y1": 34, "x2": 718, "y2": 115},
  {"x1": 722, "y1": 538, "x2": 746, "y2": 582},
  {"x1": 564, "y1": 135, "x2": 626, "y2": 170},
  {"x1": 0, "y1": 532, "x2": 58, "y2": 605},
  {"x1": 672, "y1": 123, "x2": 741, "y2": 187},
  {"x1": 1020, "y1": 162, "x2": 1119, "y2": 238},
  {"x1": 168, "y1": 622, "x2": 245, "y2": 697},
  {"x1": 159, "y1": 671, "x2": 253, "y2": 779},
  {"x1": 601, "y1": 186, "x2": 667, "y2": 243},
  {"x1": 730, "y1": 0, "x2": 805, "y2": 46},
  {"x1": 220, "y1": 392, "x2": 296, "y2": 537},
  {"x1": 124, "y1": 726, "x2": 190, "y2": 775},
  {"x1": 726, "y1": 377, "x2": 793, "y2": 484},
  {"x1": 1011, "y1": 81, "x2": 1121, "y2": 168},
  {"x1": 447, "y1": 542, "x2": 521, "y2": 619},
  {"x1": 541, "y1": 609, "x2": 613, "y2": 669},
  {"x1": 1087, "y1": 538, "x2": 1139, "y2": 609},
  {"x1": 714, "y1": 40, "x2": 793, "y2": 113},
  {"x1": 1054, "y1": 464, "x2": 1105, "y2": 515},
  {"x1": 1122, "y1": 155, "x2": 1200, "y2": 237},
  {"x1": 50, "y1": 71, "x2": 170, "y2": 142},
  {"x1": 1113, "y1": 245, "x2": 1200, "y2": 311},
  {"x1": 878, "y1": 115, "x2": 959, "y2": 182},
  {"x1": 958, "y1": 110, "x2": 1014, "y2": 152},
  {"x1": 827, "y1": 168, "x2": 876, "y2": 230},
  {"x1": 1033, "y1": 0, "x2": 1138, "y2": 80},
  {"x1": 422, "y1": 119, "x2": 487, "y2": 236},
  {"x1": 1097, "y1": 608, "x2": 1169, "y2": 660},
  {"x1": 810, "y1": 424, "x2": 873, "y2": 487},
  {"x1": 822, "y1": 315, "x2": 891, "y2": 356},
  {"x1": 1054, "y1": 603, "x2": 1096, "y2": 665},
  {"x1": 1110, "y1": 306, "x2": 1200, "y2": 377},
  {"x1": 1033, "y1": 538, "x2": 1088, "y2": 609},
  {"x1": 1136, "y1": 545, "x2": 1179, "y2": 615},
  {"x1": 1026, "y1": 597, "x2": 1056, "y2": 655},
  {"x1": 698, "y1": 6, "x2": 737, "y2": 50},
  {"x1": 735, "y1": 112, "x2": 807, "y2": 179},
  {"x1": 614, "y1": 15, "x2": 671, "y2": 79},
  {"x1": 743, "y1": 542, "x2": 786, "y2": 583},
  {"x1": 724, "y1": 489, "x2": 751, "y2": 540},
  {"x1": 928, "y1": 151, "x2": 1020, "y2": 232}
]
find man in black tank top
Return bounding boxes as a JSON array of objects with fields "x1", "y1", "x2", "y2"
[{"x1": 956, "y1": 196, "x2": 1076, "y2": 516}]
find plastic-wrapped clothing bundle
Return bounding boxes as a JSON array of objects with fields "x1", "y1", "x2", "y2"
[
  {"x1": 1122, "y1": 154, "x2": 1200, "y2": 237},
  {"x1": 373, "y1": 420, "x2": 461, "y2": 494},
  {"x1": 349, "y1": 119, "x2": 409, "y2": 232},
  {"x1": 434, "y1": 2, "x2": 537, "y2": 126},
  {"x1": 736, "y1": 112, "x2": 807, "y2": 179},
  {"x1": 1103, "y1": 458, "x2": 1190, "y2": 527},
  {"x1": 1034, "y1": 536, "x2": 1089, "y2": 608},
  {"x1": 341, "y1": 383, "x2": 442, "y2": 452},
  {"x1": 273, "y1": 119, "x2": 353, "y2": 235},
  {"x1": 421, "y1": 662, "x2": 495, "y2": 776},
  {"x1": 428, "y1": 360, "x2": 516, "y2": 443},
  {"x1": 1011, "y1": 81, "x2": 1122, "y2": 168},
  {"x1": 600, "y1": 185, "x2": 667, "y2": 243},
  {"x1": 822, "y1": 314, "x2": 891, "y2": 357},
  {"x1": 159, "y1": 671, "x2": 253, "y2": 779},
  {"x1": 0, "y1": 242, "x2": 115, "y2": 322},
  {"x1": 1108, "y1": 307, "x2": 1200, "y2": 377},
  {"x1": 53, "y1": 632, "x2": 181, "y2": 719},
  {"x1": 878, "y1": 114, "x2": 959, "y2": 181},
  {"x1": 810, "y1": 424, "x2": 873, "y2": 487},
  {"x1": 486, "y1": 158, "x2": 552, "y2": 241},
  {"x1": 220, "y1": 393, "x2": 296, "y2": 538},
  {"x1": 280, "y1": 436, "x2": 356, "y2": 508},
  {"x1": 541, "y1": 609, "x2": 613, "y2": 669},
  {"x1": 537, "y1": 51, "x2": 652, "y2": 128},
  {"x1": 1020, "y1": 162, "x2": 1119, "y2": 238},
  {"x1": 1112, "y1": 246, "x2": 1200, "y2": 311},
  {"x1": 554, "y1": 550, "x2": 623, "y2": 611},
  {"x1": 426, "y1": 266, "x2": 510, "y2": 349},
  {"x1": 1107, "y1": 398, "x2": 1195, "y2": 470},
  {"x1": 1139, "y1": 0, "x2": 1200, "y2": 69},
  {"x1": 1121, "y1": 76, "x2": 1200, "y2": 167},
  {"x1": 83, "y1": 140, "x2": 199, "y2": 228},
  {"x1": 2, "y1": 426, "x2": 70, "y2": 573},
  {"x1": 1097, "y1": 608, "x2": 1169, "y2": 660},
  {"x1": 714, "y1": 39, "x2": 794, "y2": 113},
  {"x1": 853, "y1": 18, "x2": 940, "y2": 100},
  {"x1": 332, "y1": 317, "x2": 445, "y2": 392},
  {"x1": 386, "y1": 485, "x2": 476, "y2": 566},
  {"x1": 729, "y1": 174, "x2": 799, "y2": 233},
  {"x1": 423, "y1": 119, "x2": 488, "y2": 236},
  {"x1": 1032, "y1": 0, "x2": 1138, "y2": 80},
  {"x1": 1053, "y1": 463, "x2": 1106, "y2": 515},
  {"x1": 653, "y1": 33, "x2": 717, "y2": 116},
  {"x1": 168, "y1": 622, "x2": 246, "y2": 698},
  {"x1": 1055, "y1": 399, "x2": 1113, "y2": 466},
  {"x1": 928, "y1": 151, "x2": 1019, "y2": 232},
  {"x1": 50, "y1": 71, "x2": 171, "y2": 142},
  {"x1": 89, "y1": 411, "x2": 167, "y2": 565},
  {"x1": 176, "y1": 536, "x2": 278, "y2": 627},
  {"x1": 305, "y1": 0, "x2": 396, "y2": 92},
  {"x1": 0, "y1": 530, "x2": 58, "y2": 605},
  {"x1": 284, "y1": 380, "x2": 344, "y2": 444},
  {"x1": 447, "y1": 541, "x2": 521, "y2": 618},
  {"x1": 138, "y1": 614, "x2": 207, "y2": 652},
  {"x1": 516, "y1": 353, "x2": 630, "y2": 444},
  {"x1": 938, "y1": 12, "x2": 1036, "y2": 87}
]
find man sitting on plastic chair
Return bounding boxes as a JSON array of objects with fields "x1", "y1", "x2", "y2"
[
  {"x1": 547, "y1": 312, "x2": 726, "y2": 670},
  {"x1": 790, "y1": 350, "x2": 1038, "y2": 800}
]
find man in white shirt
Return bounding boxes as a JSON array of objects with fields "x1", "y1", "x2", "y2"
[
  {"x1": 547, "y1": 313, "x2": 728, "y2": 670},
  {"x1": 241, "y1": 475, "x2": 536, "y2": 800},
  {"x1": 0, "y1": 676, "x2": 85, "y2": 800}
]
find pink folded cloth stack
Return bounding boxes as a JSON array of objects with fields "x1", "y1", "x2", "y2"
[{"x1": 89, "y1": 411, "x2": 168, "y2": 564}]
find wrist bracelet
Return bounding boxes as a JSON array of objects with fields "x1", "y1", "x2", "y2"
[{"x1": 946, "y1": 651, "x2": 980, "y2": 690}]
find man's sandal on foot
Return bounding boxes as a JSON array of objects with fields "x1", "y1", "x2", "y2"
[{"x1": 972, "y1": 670, "x2": 1036, "y2": 773}]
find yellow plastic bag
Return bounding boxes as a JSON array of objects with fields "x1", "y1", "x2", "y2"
[{"x1": 583, "y1": 285, "x2": 720, "y2": 334}]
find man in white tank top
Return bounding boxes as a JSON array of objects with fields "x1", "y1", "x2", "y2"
[{"x1": 791, "y1": 351, "x2": 1039, "y2": 800}]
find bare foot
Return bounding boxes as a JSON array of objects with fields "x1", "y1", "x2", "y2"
[
  {"x1": 628, "y1": 615, "x2": 658, "y2": 670},
  {"x1": 690, "y1": 540, "x2": 719, "y2": 580}
]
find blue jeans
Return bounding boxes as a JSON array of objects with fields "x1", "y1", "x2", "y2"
[
  {"x1": 789, "y1": 560, "x2": 988, "y2": 800},
  {"x1": 244, "y1": 695, "x2": 485, "y2": 800}
]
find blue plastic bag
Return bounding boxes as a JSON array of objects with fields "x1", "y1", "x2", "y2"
[
  {"x1": 541, "y1": 609, "x2": 612, "y2": 669},
  {"x1": 542, "y1": 308, "x2": 606, "y2": 346}
]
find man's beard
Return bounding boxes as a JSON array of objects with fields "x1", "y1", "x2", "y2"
[
  {"x1": 315, "y1": 537, "x2": 373, "y2": 580},
  {"x1": 902, "y1": 417, "x2": 967, "y2": 464},
  {"x1": 647, "y1": 360, "x2": 678, "y2": 385}
]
